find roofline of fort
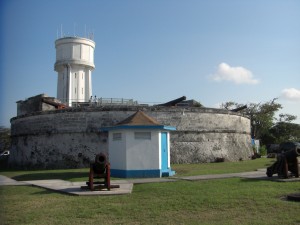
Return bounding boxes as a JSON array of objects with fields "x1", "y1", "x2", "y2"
[{"x1": 10, "y1": 105, "x2": 249, "y2": 123}]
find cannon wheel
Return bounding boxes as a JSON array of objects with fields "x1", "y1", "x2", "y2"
[
  {"x1": 89, "y1": 165, "x2": 94, "y2": 191},
  {"x1": 293, "y1": 157, "x2": 299, "y2": 177},
  {"x1": 282, "y1": 158, "x2": 289, "y2": 178},
  {"x1": 266, "y1": 168, "x2": 273, "y2": 177}
]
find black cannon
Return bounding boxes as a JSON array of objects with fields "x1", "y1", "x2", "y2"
[
  {"x1": 230, "y1": 105, "x2": 247, "y2": 112},
  {"x1": 86, "y1": 153, "x2": 111, "y2": 191},
  {"x1": 157, "y1": 96, "x2": 186, "y2": 107},
  {"x1": 266, "y1": 146, "x2": 300, "y2": 178}
]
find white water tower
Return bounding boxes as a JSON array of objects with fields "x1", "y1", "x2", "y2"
[{"x1": 54, "y1": 37, "x2": 95, "y2": 106}]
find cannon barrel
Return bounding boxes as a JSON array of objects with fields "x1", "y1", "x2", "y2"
[
  {"x1": 158, "y1": 96, "x2": 186, "y2": 107},
  {"x1": 283, "y1": 146, "x2": 300, "y2": 160},
  {"x1": 41, "y1": 97, "x2": 67, "y2": 109},
  {"x1": 231, "y1": 105, "x2": 247, "y2": 112},
  {"x1": 85, "y1": 152, "x2": 111, "y2": 191},
  {"x1": 93, "y1": 153, "x2": 108, "y2": 174}
]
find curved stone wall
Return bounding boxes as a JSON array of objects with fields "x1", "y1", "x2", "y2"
[{"x1": 9, "y1": 106, "x2": 253, "y2": 169}]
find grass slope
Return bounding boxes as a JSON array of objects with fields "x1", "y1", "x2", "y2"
[
  {"x1": 0, "y1": 158, "x2": 274, "y2": 181},
  {"x1": 1, "y1": 178, "x2": 300, "y2": 225},
  {"x1": 1, "y1": 158, "x2": 300, "y2": 224}
]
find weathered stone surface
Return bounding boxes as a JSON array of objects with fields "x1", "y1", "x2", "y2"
[
  {"x1": 9, "y1": 106, "x2": 252, "y2": 169},
  {"x1": 170, "y1": 132, "x2": 251, "y2": 163}
]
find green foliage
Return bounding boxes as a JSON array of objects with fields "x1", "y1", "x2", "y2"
[
  {"x1": 220, "y1": 99, "x2": 299, "y2": 145},
  {"x1": 259, "y1": 145, "x2": 267, "y2": 156},
  {"x1": 269, "y1": 122, "x2": 300, "y2": 144},
  {"x1": 194, "y1": 102, "x2": 203, "y2": 107},
  {"x1": 246, "y1": 100, "x2": 282, "y2": 139},
  {"x1": 220, "y1": 99, "x2": 282, "y2": 139},
  {"x1": 220, "y1": 101, "x2": 237, "y2": 110},
  {"x1": 0, "y1": 127, "x2": 10, "y2": 152},
  {"x1": 278, "y1": 113, "x2": 297, "y2": 123}
]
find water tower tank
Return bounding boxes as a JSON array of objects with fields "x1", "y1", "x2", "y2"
[{"x1": 54, "y1": 37, "x2": 95, "y2": 106}]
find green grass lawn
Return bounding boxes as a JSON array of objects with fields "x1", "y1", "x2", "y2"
[
  {"x1": 172, "y1": 157, "x2": 275, "y2": 176},
  {"x1": 1, "y1": 158, "x2": 300, "y2": 225},
  {"x1": 0, "y1": 157, "x2": 274, "y2": 181}
]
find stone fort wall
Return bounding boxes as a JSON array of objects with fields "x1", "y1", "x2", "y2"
[{"x1": 9, "y1": 106, "x2": 253, "y2": 169}]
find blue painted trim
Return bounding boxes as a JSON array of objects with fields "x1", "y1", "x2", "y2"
[
  {"x1": 162, "y1": 126, "x2": 177, "y2": 131},
  {"x1": 161, "y1": 169, "x2": 176, "y2": 177},
  {"x1": 111, "y1": 169, "x2": 161, "y2": 178},
  {"x1": 161, "y1": 132, "x2": 168, "y2": 171},
  {"x1": 101, "y1": 125, "x2": 176, "y2": 131},
  {"x1": 110, "y1": 169, "x2": 176, "y2": 178}
]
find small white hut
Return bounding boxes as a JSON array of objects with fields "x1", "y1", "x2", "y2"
[{"x1": 101, "y1": 111, "x2": 176, "y2": 178}]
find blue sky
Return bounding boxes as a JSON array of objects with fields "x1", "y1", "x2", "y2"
[{"x1": 1, "y1": 0, "x2": 300, "y2": 127}]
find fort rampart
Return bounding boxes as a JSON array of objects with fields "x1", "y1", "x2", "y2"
[{"x1": 10, "y1": 106, "x2": 253, "y2": 169}]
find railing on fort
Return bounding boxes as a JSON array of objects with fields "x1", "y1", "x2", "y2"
[{"x1": 71, "y1": 98, "x2": 141, "y2": 107}]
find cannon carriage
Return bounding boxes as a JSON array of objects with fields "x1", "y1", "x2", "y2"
[
  {"x1": 266, "y1": 146, "x2": 300, "y2": 178},
  {"x1": 84, "y1": 153, "x2": 111, "y2": 191}
]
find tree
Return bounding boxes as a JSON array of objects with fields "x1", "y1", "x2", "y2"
[
  {"x1": 220, "y1": 101, "x2": 239, "y2": 110},
  {"x1": 268, "y1": 122, "x2": 300, "y2": 144},
  {"x1": 221, "y1": 99, "x2": 300, "y2": 144},
  {"x1": 0, "y1": 127, "x2": 11, "y2": 153},
  {"x1": 220, "y1": 99, "x2": 282, "y2": 140},
  {"x1": 277, "y1": 113, "x2": 297, "y2": 123},
  {"x1": 247, "y1": 100, "x2": 282, "y2": 140}
]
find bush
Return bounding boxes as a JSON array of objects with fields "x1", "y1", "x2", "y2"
[{"x1": 259, "y1": 145, "x2": 267, "y2": 156}]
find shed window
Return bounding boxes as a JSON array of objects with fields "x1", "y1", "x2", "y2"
[
  {"x1": 113, "y1": 133, "x2": 122, "y2": 141},
  {"x1": 134, "y1": 132, "x2": 151, "y2": 140}
]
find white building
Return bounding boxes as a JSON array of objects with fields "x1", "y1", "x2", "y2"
[
  {"x1": 102, "y1": 111, "x2": 176, "y2": 178},
  {"x1": 54, "y1": 37, "x2": 95, "y2": 106}
]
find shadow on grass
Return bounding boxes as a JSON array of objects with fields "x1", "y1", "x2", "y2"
[
  {"x1": 31, "y1": 188, "x2": 59, "y2": 195},
  {"x1": 12, "y1": 172, "x2": 88, "y2": 181},
  {"x1": 240, "y1": 177, "x2": 270, "y2": 183},
  {"x1": 239, "y1": 176, "x2": 295, "y2": 183}
]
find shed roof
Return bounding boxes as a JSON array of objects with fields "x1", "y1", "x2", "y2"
[
  {"x1": 101, "y1": 111, "x2": 176, "y2": 131},
  {"x1": 117, "y1": 110, "x2": 160, "y2": 126}
]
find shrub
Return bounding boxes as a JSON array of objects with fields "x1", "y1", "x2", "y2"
[{"x1": 259, "y1": 145, "x2": 267, "y2": 156}]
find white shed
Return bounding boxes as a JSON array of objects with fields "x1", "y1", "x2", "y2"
[{"x1": 101, "y1": 111, "x2": 176, "y2": 178}]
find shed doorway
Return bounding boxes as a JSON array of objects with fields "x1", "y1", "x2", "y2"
[{"x1": 161, "y1": 132, "x2": 169, "y2": 172}]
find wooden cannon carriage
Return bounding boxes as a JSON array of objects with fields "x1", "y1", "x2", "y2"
[
  {"x1": 267, "y1": 146, "x2": 300, "y2": 178},
  {"x1": 83, "y1": 153, "x2": 111, "y2": 191}
]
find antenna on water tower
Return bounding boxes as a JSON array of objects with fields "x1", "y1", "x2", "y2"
[{"x1": 73, "y1": 23, "x2": 76, "y2": 37}]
